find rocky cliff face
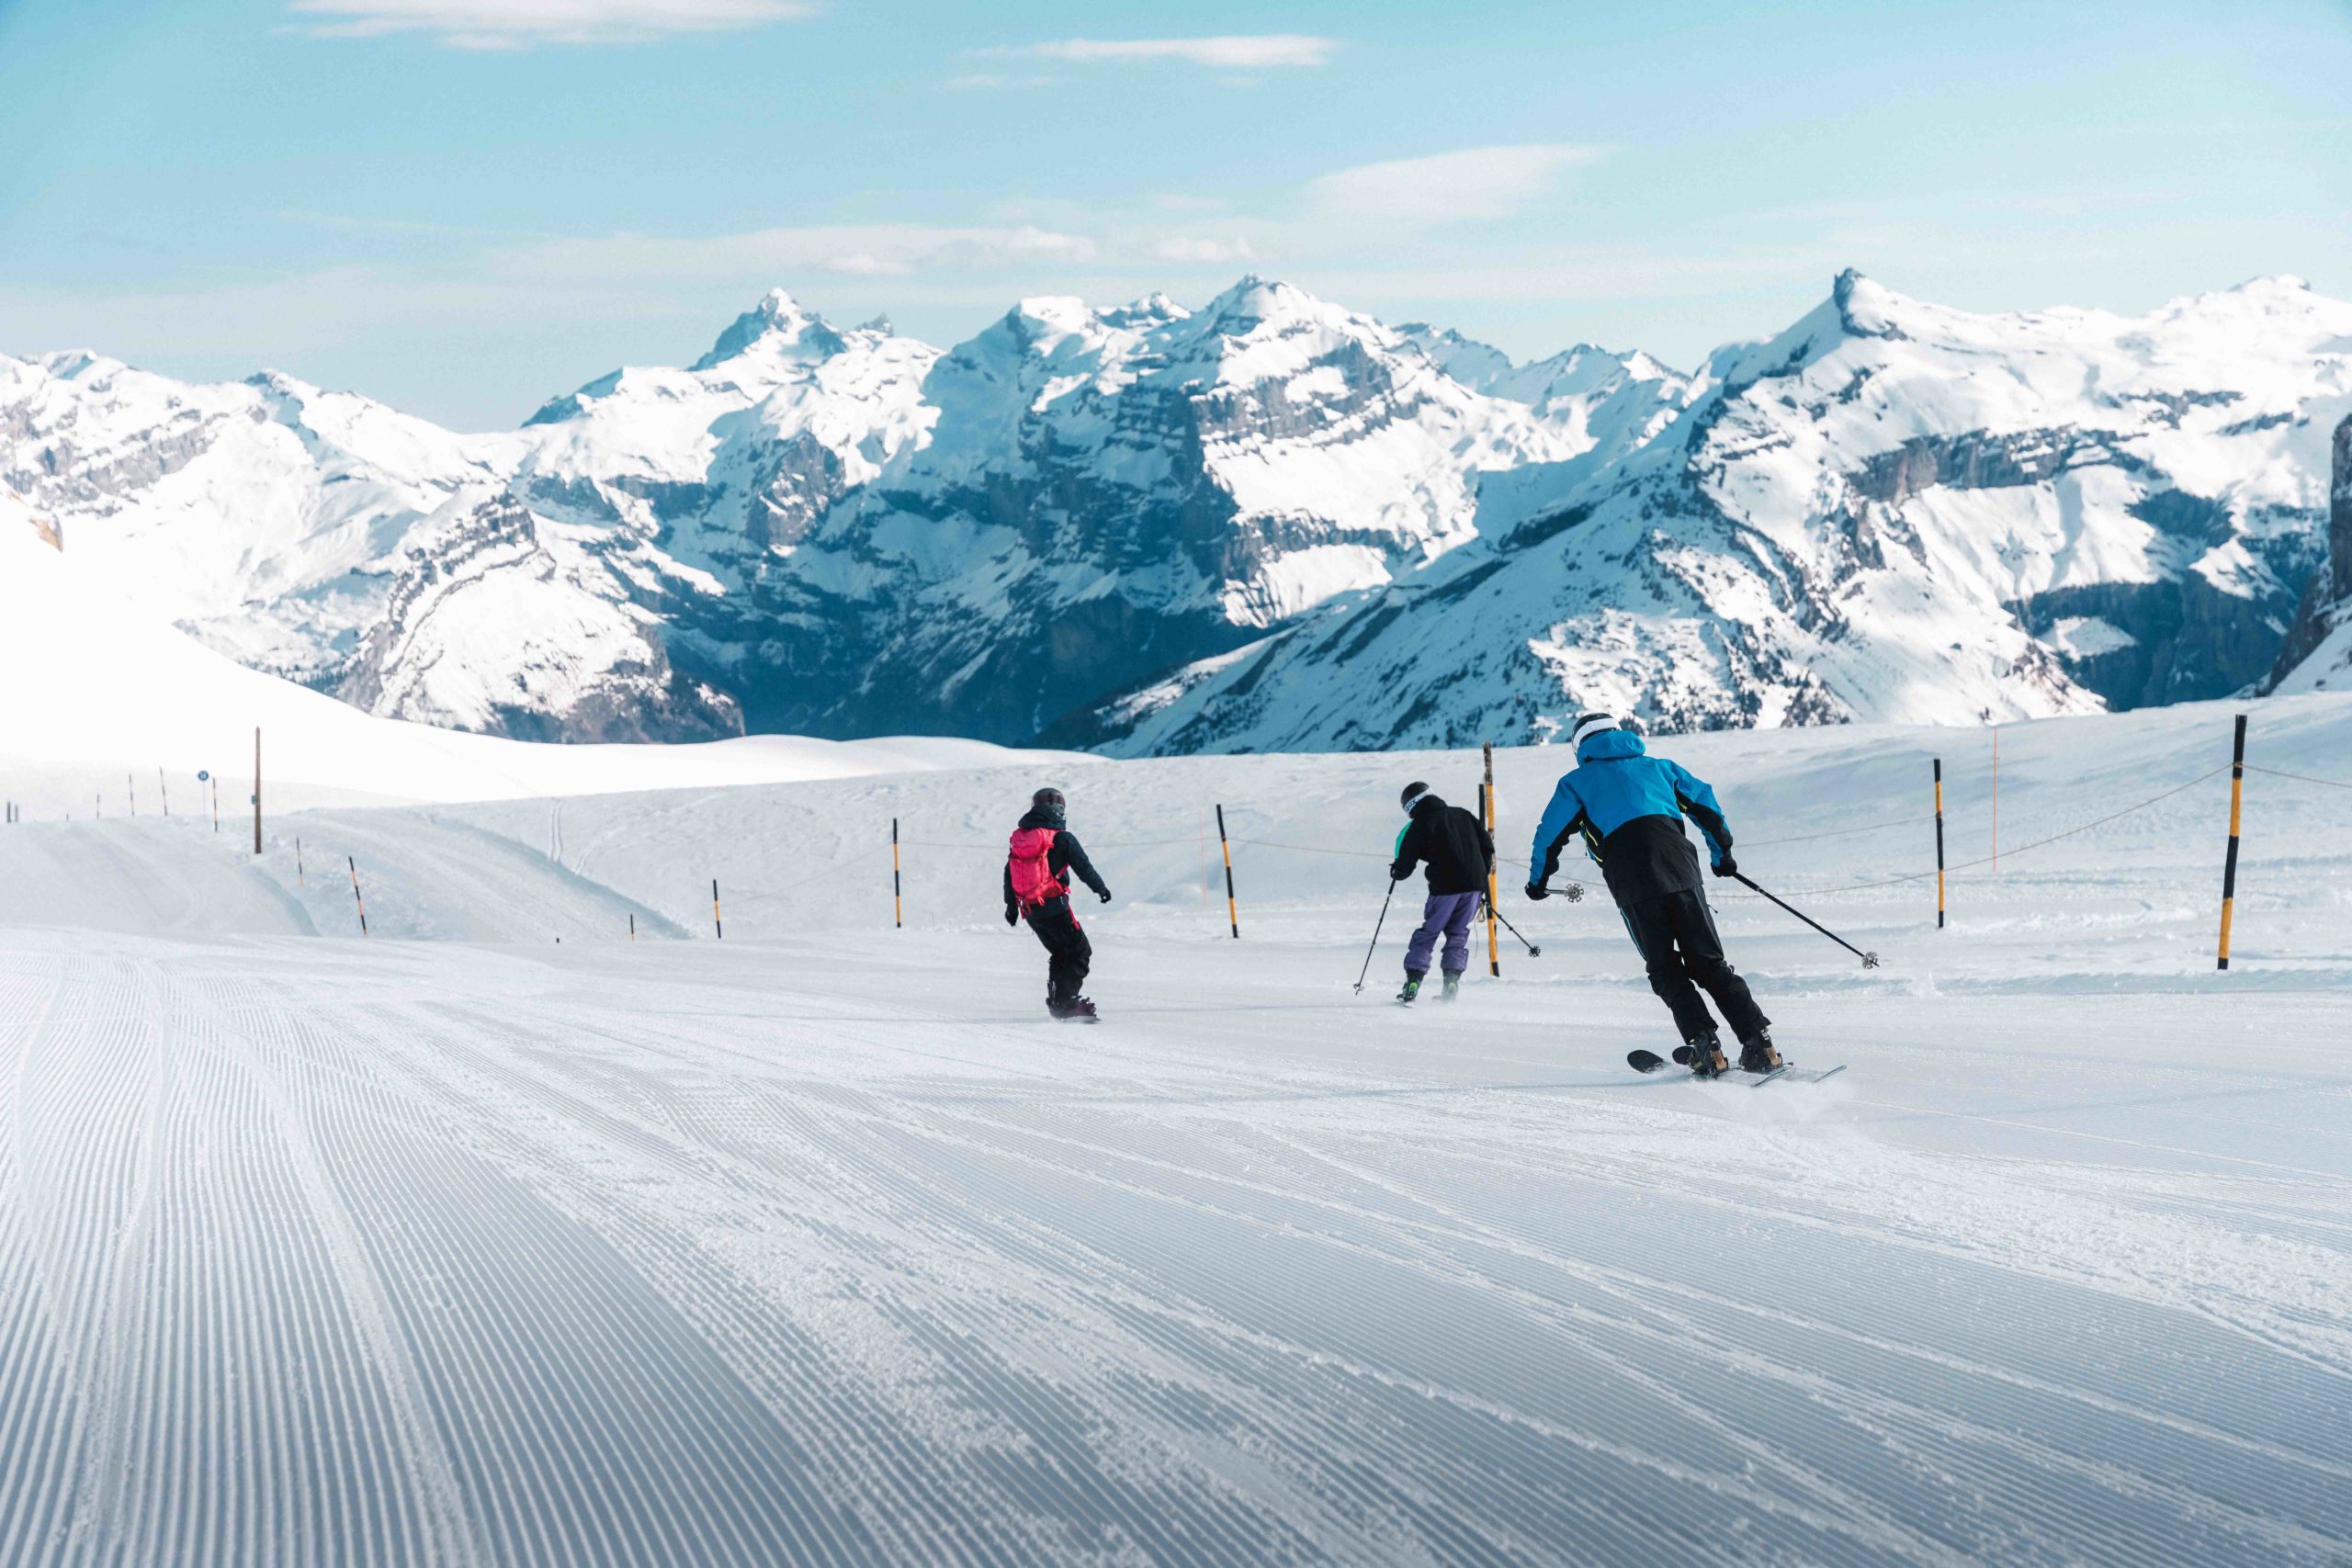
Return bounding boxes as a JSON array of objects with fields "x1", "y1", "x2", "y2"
[
  {"x1": 2266, "y1": 416, "x2": 2352, "y2": 694},
  {"x1": 729, "y1": 280, "x2": 1584, "y2": 739}
]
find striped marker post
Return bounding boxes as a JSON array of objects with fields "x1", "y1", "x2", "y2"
[
  {"x1": 1216, "y1": 805, "x2": 1239, "y2": 939},
  {"x1": 892, "y1": 818, "x2": 903, "y2": 930},
  {"x1": 1480, "y1": 743, "x2": 1500, "y2": 978},
  {"x1": 2217, "y1": 713, "x2": 2247, "y2": 971},
  {"x1": 347, "y1": 857, "x2": 368, "y2": 937},
  {"x1": 1933, "y1": 759, "x2": 1947, "y2": 930},
  {"x1": 713, "y1": 879, "x2": 724, "y2": 942},
  {"x1": 296, "y1": 837, "x2": 305, "y2": 887}
]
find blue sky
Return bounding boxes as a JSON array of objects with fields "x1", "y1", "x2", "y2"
[{"x1": 4, "y1": 0, "x2": 2349, "y2": 429}]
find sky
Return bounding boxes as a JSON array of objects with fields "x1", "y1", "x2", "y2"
[{"x1": 3, "y1": 0, "x2": 2349, "y2": 430}]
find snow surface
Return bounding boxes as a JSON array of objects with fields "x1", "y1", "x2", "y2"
[{"x1": 4, "y1": 690, "x2": 2349, "y2": 1563}]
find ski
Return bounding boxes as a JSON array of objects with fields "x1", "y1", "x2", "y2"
[
  {"x1": 1755, "y1": 1064, "x2": 1844, "y2": 1087},
  {"x1": 1630, "y1": 1048, "x2": 1840, "y2": 1083}
]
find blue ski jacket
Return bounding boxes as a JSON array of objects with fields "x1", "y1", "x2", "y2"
[{"x1": 1526, "y1": 728, "x2": 1735, "y2": 907}]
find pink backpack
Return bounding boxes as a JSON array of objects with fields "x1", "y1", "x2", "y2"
[{"x1": 1007, "y1": 827, "x2": 1067, "y2": 908}]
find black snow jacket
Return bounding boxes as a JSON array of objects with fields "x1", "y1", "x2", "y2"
[
  {"x1": 1002, "y1": 807, "x2": 1110, "y2": 912},
  {"x1": 1390, "y1": 795, "x2": 1495, "y2": 897}
]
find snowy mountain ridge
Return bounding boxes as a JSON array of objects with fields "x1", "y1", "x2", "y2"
[
  {"x1": 6, "y1": 270, "x2": 2348, "y2": 753},
  {"x1": 1084, "y1": 270, "x2": 2352, "y2": 751}
]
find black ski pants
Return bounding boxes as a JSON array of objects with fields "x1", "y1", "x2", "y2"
[
  {"x1": 1024, "y1": 897, "x2": 1091, "y2": 1003},
  {"x1": 1620, "y1": 887, "x2": 1769, "y2": 1045}
]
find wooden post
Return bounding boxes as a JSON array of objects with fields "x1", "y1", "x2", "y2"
[
  {"x1": 892, "y1": 818, "x2": 903, "y2": 930},
  {"x1": 1990, "y1": 725, "x2": 1999, "y2": 873},
  {"x1": 1481, "y1": 743, "x2": 1500, "y2": 978},
  {"x1": 347, "y1": 856, "x2": 368, "y2": 937},
  {"x1": 1933, "y1": 758, "x2": 1947, "y2": 930},
  {"x1": 253, "y1": 728, "x2": 263, "y2": 856},
  {"x1": 2217, "y1": 713, "x2": 2247, "y2": 971},
  {"x1": 713, "y1": 879, "x2": 723, "y2": 941},
  {"x1": 1216, "y1": 805, "x2": 1239, "y2": 939}
]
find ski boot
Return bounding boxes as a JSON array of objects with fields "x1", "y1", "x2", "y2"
[
  {"x1": 1737, "y1": 1031, "x2": 1782, "y2": 1075},
  {"x1": 1396, "y1": 972, "x2": 1424, "y2": 1005},
  {"x1": 1684, "y1": 1034, "x2": 1730, "y2": 1079},
  {"x1": 1048, "y1": 994, "x2": 1099, "y2": 1022},
  {"x1": 1440, "y1": 970, "x2": 1462, "y2": 1001}
]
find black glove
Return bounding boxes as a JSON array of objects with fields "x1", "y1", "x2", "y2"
[
  {"x1": 1004, "y1": 904, "x2": 1019, "y2": 927},
  {"x1": 1097, "y1": 888, "x2": 1113, "y2": 904},
  {"x1": 1388, "y1": 861, "x2": 1410, "y2": 883},
  {"x1": 1524, "y1": 881, "x2": 1549, "y2": 902},
  {"x1": 1711, "y1": 852, "x2": 1737, "y2": 879}
]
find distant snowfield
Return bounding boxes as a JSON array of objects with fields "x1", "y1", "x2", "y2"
[
  {"x1": 3, "y1": 677, "x2": 2350, "y2": 1562},
  {"x1": 0, "y1": 514, "x2": 1060, "y2": 812}
]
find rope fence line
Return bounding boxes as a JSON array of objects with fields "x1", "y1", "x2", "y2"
[
  {"x1": 158, "y1": 714, "x2": 2306, "y2": 944},
  {"x1": 2244, "y1": 763, "x2": 2352, "y2": 792},
  {"x1": 1745, "y1": 814, "x2": 1936, "y2": 848},
  {"x1": 1717, "y1": 764, "x2": 2232, "y2": 897},
  {"x1": 617, "y1": 762, "x2": 2245, "y2": 923}
]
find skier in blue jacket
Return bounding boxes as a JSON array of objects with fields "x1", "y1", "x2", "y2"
[{"x1": 1523, "y1": 712, "x2": 1777, "y2": 1077}]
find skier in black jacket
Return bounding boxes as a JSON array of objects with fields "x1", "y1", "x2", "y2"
[
  {"x1": 1387, "y1": 782, "x2": 1495, "y2": 1003},
  {"x1": 1003, "y1": 787, "x2": 1112, "y2": 1021}
]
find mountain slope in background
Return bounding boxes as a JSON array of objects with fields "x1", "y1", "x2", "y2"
[
  {"x1": 1087, "y1": 272, "x2": 2352, "y2": 752},
  {"x1": 2266, "y1": 414, "x2": 2352, "y2": 694},
  {"x1": 8, "y1": 272, "x2": 2349, "y2": 753}
]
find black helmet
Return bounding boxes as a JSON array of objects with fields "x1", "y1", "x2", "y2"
[
  {"x1": 1031, "y1": 787, "x2": 1067, "y2": 818},
  {"x1": 1399, "y1": 781, "x2": 1430, "y2": 814}
]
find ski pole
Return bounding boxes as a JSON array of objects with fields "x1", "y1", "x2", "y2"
[
  {"x1": 1731, "y1": 872, "x2": 1880, "y2": 968},
  {"x1": 1352, "y1": 878, "x2": 1397, "y2": 993},
  {"x1": 1531, "y1": 879, "x2": 1588, "y2": 902},
  {"x1": 1488, "y1": 899, "x2": 1543, "y2": 957}
]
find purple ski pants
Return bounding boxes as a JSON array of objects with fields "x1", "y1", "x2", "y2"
[{"x1": 1404, "y1": 890, "x2": 1481, "y2": 976}]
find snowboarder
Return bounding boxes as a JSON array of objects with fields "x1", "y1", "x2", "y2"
[
  {"x1": 1003, "y1": 786, "x2": 1113, "y2": 1021},
  {"x1": 1523, "y1": 713, "x2": 1778, "y2": 1077},
  {"x1": 1389, "y1": 781, "x2": 1495, "y2": 1003}
]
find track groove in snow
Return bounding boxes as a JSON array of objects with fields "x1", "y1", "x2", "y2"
[{"x1": 2, "y1": 924, "x2": 2343, "y2": 1563}]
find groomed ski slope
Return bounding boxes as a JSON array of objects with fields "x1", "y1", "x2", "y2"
[{"x1": 2, "y1": 694, "x2": 2349, "y2": 1565}]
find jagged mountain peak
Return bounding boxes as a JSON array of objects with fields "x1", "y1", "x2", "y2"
[
  {"x1": 1194, "y1": 275, "x2": 1351, "y2": 333},
  {"x1": 26, "y1": 348, "x2": 115, "y2": 382},
  {"x1": 690, "y1": 288, "x2": 850, "y2": 372}
]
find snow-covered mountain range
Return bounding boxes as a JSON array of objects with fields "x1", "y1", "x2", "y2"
[{"x1": 6, "y1": 272, "x2": 2348, "y2": 752}]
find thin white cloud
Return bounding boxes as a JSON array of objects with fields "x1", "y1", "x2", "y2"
[
  {"x1": 994, "y1": 35, "x2": 1337, "y2": 69},
  {"x1": 1150, "y1": 236, "x2": 1255, "y2": 265},
  {"x1": 494, "y1": 223, "x2": 1099, "y2": 282},
  {"x1": 287, "y1": 0, "x2": 815, "y2": 49},
  {"x1": 1308, "y1": 143, "x2": 1607, "y2": 228}
]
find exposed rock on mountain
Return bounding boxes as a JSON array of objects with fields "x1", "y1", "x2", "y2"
[{"x1": 2266, "y1": 415, "x2": 2352, "y2": 694}]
